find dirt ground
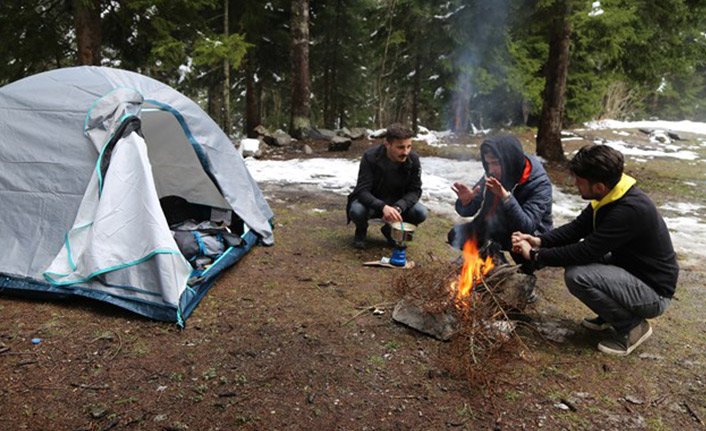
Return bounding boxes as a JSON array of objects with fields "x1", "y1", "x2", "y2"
[{"x1": 1, "y1": 131, "x2": 705, "y2": 431}]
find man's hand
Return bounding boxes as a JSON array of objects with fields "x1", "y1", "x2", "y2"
[
  {"x1": 511, "y1": 231, "x2": 541, "y2": 248},
  {"x1": 511, "y1": 231, "x2": 541, "y2": 259},
  {"x1": 485, "y1": 176, "x2": 510, "y2": 200},
  {"x1": 382, "y1": 205, "x2": 403, "y2": 223},
  {"x1": 451, "y1": 183, "x2": 480, "y2": 206}
]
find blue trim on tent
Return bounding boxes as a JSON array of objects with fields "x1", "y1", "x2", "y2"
[
  {"x1": 0, "y1": 273, "x2": 177, "y2": 322},
  {"x1": 43, "y1": 248, "x2": 182, "y2": 286},
  {"x1": 143, "y1": 99, "x2": 212, "y2": 176},
  {"x1": 1, "y1": 229, "x2": 260, "y2": 324},
  {"x1": 176, "y1": 230, "x2": 257, "y2": 325},
  {"x1": 65, "y1": 222, "x2": 93, "y2": 272}
]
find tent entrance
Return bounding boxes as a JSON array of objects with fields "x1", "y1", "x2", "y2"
[{"x1": 141, "y1": 106, "x2": 249, "y2": 271}]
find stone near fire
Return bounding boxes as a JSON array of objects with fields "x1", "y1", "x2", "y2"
[{"x1": 392, "y1": 298, "x2": 459, "y2": 341}]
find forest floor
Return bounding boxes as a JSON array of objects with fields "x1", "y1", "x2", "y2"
[{"x1": 1, "y1": 129, "x2": 705, "y2": 431}]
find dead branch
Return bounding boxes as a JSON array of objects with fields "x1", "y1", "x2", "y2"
[
  {"x1": 684, "y1": 402, "x2": 705, "y2": 426},
  {"x1": 70, "y1": 383, "x2": 110, "y2": 391}
]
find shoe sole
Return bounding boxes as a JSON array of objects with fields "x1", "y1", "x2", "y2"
[
  {"x1": 597, "y1": 325, "x2": 653, "y2": 356},
  {"x1": 582, "y1": 319, "x2": 612, "y2": 331}
]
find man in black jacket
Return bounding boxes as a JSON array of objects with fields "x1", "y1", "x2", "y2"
[
  {"x1": 512, "y1": 144, "x2": 678, "y2": 356},
  {"x1": 448, "y1": 135, "x2": 553, "y2": 277},
  {"x1": 347, "y1": 124, "x2": 427, "y2": 249}
]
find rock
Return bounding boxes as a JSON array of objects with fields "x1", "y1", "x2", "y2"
[
  {"x1": 328, "y1": 136, "x2": 352, "y2": 152},
  {"x1": 337, "y1": 127, "x2": 352, "y2": 138},
  {"x1": 392, "y1": 298, "x2": 458, "y2": 341},
  {"x1": 90, "y1": 405, "x2": 109, "y2": 419},
  {"x1": 667, "y1": 131, "x2": 683, "y2": 141},
  {"x1": 349, "y1": 128, "x2": 367, "y2": 140},
  {"x1": 624, "y1": 396, "x2": 644, "y2": 405},
  {"x1": 638, "y1": 128, "x2": 652, "y2": 135},
  {"x1": 269, "y1": 131, "x2": 292, "y2": 147},
  {"x1": 307, "y1": 128, "x2": 337, "y2": 140},
  {"x1": 638, "y1": 353, "x2": 664, "y2": 361},
  {"x1": 240, "y1": 138, "x2": 265, "y2": 159},
  {"x1": 303, "y1": 144, "x2": 314, "y2": 155},
  {"x1": 254, "y1": 124, "x2": 270, "y2": 137},
  {"x1": 650, "y1": 130, "x2": 670, "y2": 144}
]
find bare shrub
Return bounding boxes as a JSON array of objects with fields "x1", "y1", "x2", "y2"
[{"x1": 601, "y1": 81, "x2": 638, "y2": 120}]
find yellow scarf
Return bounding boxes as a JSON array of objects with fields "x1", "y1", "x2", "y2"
[{"x1": 590, "y1": 173, "x2": 636, "y2": 228}]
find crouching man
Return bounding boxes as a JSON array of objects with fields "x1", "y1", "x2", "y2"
[
  {"x1": 512, "y1": 144, "x2": 678, "y2": 356},
  {"x1": 346, "y1": 123, "x2": 428, "y2": 249}
]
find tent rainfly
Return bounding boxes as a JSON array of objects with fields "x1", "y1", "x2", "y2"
[{"x1": 0, "y1": 66, "x2": 274, "y2": 325}]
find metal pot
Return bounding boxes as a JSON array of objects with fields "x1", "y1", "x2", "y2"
[{"x1": 390, "y1": 221, "x2": 416, "y2": 243}]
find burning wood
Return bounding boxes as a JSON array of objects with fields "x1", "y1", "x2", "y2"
[{"x1": 392, "y1": 240, "x2": 534, "y2": 381}]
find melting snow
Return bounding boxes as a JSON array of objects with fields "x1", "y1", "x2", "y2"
[{"x1": 246, "y1": 120, "x2": 706, "y2": 258}]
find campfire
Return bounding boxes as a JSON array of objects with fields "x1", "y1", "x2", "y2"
[
  {"x1": 452, "y1": 238, "x2": 496, "y2": 304},
  {"x1": 392, "y1": 240, "x2": 533, "y2": 383}
]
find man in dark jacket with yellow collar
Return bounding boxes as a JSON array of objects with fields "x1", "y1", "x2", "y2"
[
  {"x1": 347, "y1": 124, "x2": 428, "y2": 249},
  {"x1": 448, "y1": 135, "x2": 553, "y2": 276},
  {"x1": 513, "y1": 144, "x2": 679, "y2": 356}
]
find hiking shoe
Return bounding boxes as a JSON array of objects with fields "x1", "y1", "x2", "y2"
[
  {"x1": 597, "y1": 320, "x2": 652, "y2": 356},
  {"x1": 526, "y1": 289, "x2": 539, "y2": 304},
  {"x1": 582, "y1": 316, "x2": 612, "y2": 331},
  {"x1": 353, "y1": 226, "x2": 367, "y2": 249},
  {"x1": 525, "y1": 274, "x2": 538, "y2": 303},
  {"x1": 380, "y1": 224, "x2": 396, "y2": 246}
]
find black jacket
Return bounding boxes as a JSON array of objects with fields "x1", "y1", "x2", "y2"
[
  {"x1": 538, "y1": 185, "x2": 679, "y2": 298},
  {"x1": 347, "y1": 144, "x2": 422, "y2": 221},
  {"x1": 455, "y1": 135, "x2": 553, "y2": 247}
]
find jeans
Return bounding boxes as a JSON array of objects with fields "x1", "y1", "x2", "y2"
[
  {"x1": 348, "y1": 199, "x2": 428, "y2": 233},
  {"x1": 564, "y1": 263, "x2": 671, "y2": 333}
]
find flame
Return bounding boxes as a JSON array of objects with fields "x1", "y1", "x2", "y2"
[{"x1": 456, "y1": 238, "x2": 495, "y2": 300}]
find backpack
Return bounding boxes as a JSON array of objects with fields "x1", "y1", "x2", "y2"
[{"x1": 171, "y1": 220, "x2": 244, "y2": 269}]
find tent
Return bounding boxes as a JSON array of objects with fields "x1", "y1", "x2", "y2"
[{"x1": 0, "y1": 66, "x2": 274, "y2": 325}]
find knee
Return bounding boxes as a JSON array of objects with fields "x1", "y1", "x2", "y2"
[
  {"x1": 405, "y1": 202, "x2": 428, "y2": 225},
  {"x1": 564, "y1": 265, "x2": 586, "y2": 294},
  {"x1": 348, "y1": 201, "x2": 368, "y2": 224}
]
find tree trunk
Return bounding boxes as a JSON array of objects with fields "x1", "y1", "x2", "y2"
[
  {"x1": 451, "y1": 78, "x2": 471, "y2": 133},
  {"x1": 245, "y1": 57, "x2": 260, "y2": 138},
  {"x1": 412, "y1": 52, "x2": 421, "y2": 133},
  {"x1": 536, "y1": 0, "x2": 571, "y2": 162},
  {"x1": 289, "y1": 0, "x2": 312, "y2": 139},
  {"x1": 208, "y1": 79, "x2": 225, "y2": 130},
  {"x1": 376, "y1": 0, "x2": 397, "y2": 128},
  {"x1": 73, "y1": 0, "x2": 102, "y2": 65},
  {"x1": 223, "y1": 0, "x2": 232, "y2": 136}
]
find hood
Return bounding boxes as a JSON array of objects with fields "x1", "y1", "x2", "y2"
[{"x1": 480, "y1": 135, "x2": 526, "y2": 190}]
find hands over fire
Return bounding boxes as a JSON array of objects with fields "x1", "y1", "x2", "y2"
[
  {"x1": 451, "y1": 182, "x2": 480, "y2": 206},
  {"x1": 484, "y1": 176, "x2": 510, "y2": 200}
]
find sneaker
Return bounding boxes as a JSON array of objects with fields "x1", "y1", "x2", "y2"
[
  {"x1": 582, "y1": 316, "x2": 612, "y2": 331},
  {"x1": 353, "y1": 238, "x2": 366, "y2": 249},
  {"x1": 380, "y1": 224, "x2": 396, "y2": 246},
  {"x1": 524, "y1": 274, "x2": 538, "y2": 303},
  {"x1": 597, "y1": 320, "x2": 652, "y2": 356}
]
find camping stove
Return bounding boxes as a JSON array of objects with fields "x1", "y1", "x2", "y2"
[{"x1": 389, "y1": 222, "x2": 416, "y2": 267}]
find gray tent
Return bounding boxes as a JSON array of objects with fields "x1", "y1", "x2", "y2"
[{"x1": 0, "y1": 66, "x2": 274, "y2": 324}]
